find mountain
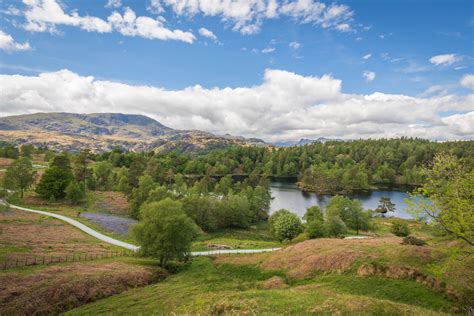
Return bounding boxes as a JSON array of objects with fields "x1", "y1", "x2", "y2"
[
  {"x1": 273, "y1": 137, "x2": 343, "y2": 147},
  {"x1": 0, "y1": 112, "x2": 265, "y2": 152}
]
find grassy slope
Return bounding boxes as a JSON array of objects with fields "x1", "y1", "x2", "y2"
[{"x1": 68, "y1": 257, "x2": 450, "y2": 315}]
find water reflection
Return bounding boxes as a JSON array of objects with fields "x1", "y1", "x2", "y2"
[{"x1": 269, "y1": 181, "x2": 413, "y2": 219}]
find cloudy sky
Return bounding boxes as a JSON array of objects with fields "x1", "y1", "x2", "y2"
[{"x1": 0, "y1": 0, "x2": 473, "y2": 142}]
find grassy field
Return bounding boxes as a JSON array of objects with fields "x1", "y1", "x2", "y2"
[
  {"x1": 67, "y1": 218, "x2": 473, "y2": 315},
  {"x1": 0, "y1": 207, "x2": 165, "y2": 315}
]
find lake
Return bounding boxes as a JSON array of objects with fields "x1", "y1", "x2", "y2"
[{"x1": 269, "y1": 180, "x2": 414, "y2": 219}]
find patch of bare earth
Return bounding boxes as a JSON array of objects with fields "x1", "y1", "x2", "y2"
[
  {"x1": 0, "y1": 209, "x2": 115, "y2": 261},
  {"x1": 0, "y1": 262, "x2": 166, "y2": 315}
]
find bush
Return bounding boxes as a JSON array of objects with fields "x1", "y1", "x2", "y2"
[
  {"x1": 402, "y1": 236, "x2": 426, "y2": 246},
  {"x1": 391, "y1": 221, "x2": 410, "y2": 237},
  {"x1": 291, "y1": 232, "x2": 309, "y2": 243},
  {"x1": 272, "y1": 211, "x2": 303, "y2": 242},
  {"x1": 65, "y1": 181, "x2": 85, "y2": 204}
]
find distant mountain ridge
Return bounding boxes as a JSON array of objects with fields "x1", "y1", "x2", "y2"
[
  {"x1": 273, "y1": 137, "x2": 343, "y2": 147},
  {"x1": 0, "y1": 112, "x2": 265, "y2": 152}
]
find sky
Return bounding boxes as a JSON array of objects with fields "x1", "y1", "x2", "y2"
[{"x1": 0, "y1": 0, "x2": 473, "y2": 142}]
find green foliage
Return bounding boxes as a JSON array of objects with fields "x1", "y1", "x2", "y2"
[
  {"x1": 94, "y1": 161, "x2": 113, "y2": 190},
  {"x1": 0, "y1": 144, "x2": 19, "y2": 159},
  {"x1": 130, "y1": 174, "x2": 156, "y2": 219},
  {"x1": 325, "y1": 215, "x2": 347, "y2": 237},
  {"x1": 402, "y1": 236, "x2": 426, "y2": 246},
  {"x1": 407, "y1": 153, "x2": 473, "y2": 245},
  {"x1": 132, "y1": 198, "x2": 198, "y2": 266},
  {"x1": 391, "y1": 220, "x2": 410, "y2": 237},
  {"x1": 65, "y1": 181, "x2": 85, "y2": 204},
  {"x1": 36, "y1": 154, "x2": 74, "y2": 200},
  {"x1": 270, "y1": 209, "x2": 303, "y2": 242},
  {"x1": 3, "y1": 157, "x2": 36, "y2": 198},
  {"x1": 304, "y1": 206, "x2": 326, "y2": 238}
]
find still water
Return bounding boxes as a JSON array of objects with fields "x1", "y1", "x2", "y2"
[{"x1": 269, "y1": 181, "x2": 414, "y2": 219}]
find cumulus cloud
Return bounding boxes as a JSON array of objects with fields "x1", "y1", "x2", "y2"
[
  {"x1": 460, "y1": 74, "x2": 474, "y2": 89},
  {"x1": 23, "y1": 0, "x2": 112, "y2": 33},
  {"x1": 105, "y1": 0, "x2": 122, "y2": 9},
  {"x1": 198, "y1": 27, "x2": 218, "y2": 41},
  {"x1": 1, "y1": 68, "x2": 472, "y2": 142},
  {"x1": 289, "y1": 41, "x2": 301, "y2": 49},
  {"x1": 156, "y1": 0, "x2": 353, "y2": 35},
  {"x1": 147, "y1": 0, "x2": 164, "y2": 14},
  {"x1": 0, "y1": 30, "x2": 31, "y2": 52},
  {"x1": 429, "y1": 54, "x2": 462, "y2": 66},
  {"x1": 261, "y1": 47, "x2": 275, "y2": 53},
  {"x1": 21, "y1": 0, "x2": 194, "y2": 43},
  {"x1": 362, "y1": 70, "x2": 375, "y2": 82},
  {"x1": 362, "y1": 53, "x2": 371, "y2": 60},
  {"x1": 108, "y1": 7, "x2": 195, "y2": 43}
]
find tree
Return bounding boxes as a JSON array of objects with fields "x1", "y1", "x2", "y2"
[
  {"x1": 128, "y1": 156, "x2": 146, "y2": 188},
  {"x1": 407, "y1": 153, "x2": 473, "y2": 245},
  {"x1": 94, "y1": 161, "x2": 113, "y2": 190},
  {"x1": 65, "y1": 181, "x2": 85, "y2": 204},
  {"x1": 20, "y1": 144, "x2": 33, "y2": 158},
  {"x1": 304, "y1": 206, "x2": 325, "y2": 238},
  {"x1": 376, "y1": 197, "x2": 395, "y2": 217},
  {"x1": 3, "y1": 157, "x2": 36, "y2": 198},
  {"x1": 72, "y1": 150, "x2": 91, "y2": 190},
  {"x1": 36, "y1": 154, "x2": 74, "y2": 200},
  {"x1": 130, "y1": 174, "x2": 155, "y2": 219},
  {"x1": 270, "y1": 209, "x2": 303, "y2": 241},
  {"x1": 132, "y1": 199, "x2": 197, "y2": 267},
  {"x1": 325, "y1": 215, "x2": 347, "y2": 237}
]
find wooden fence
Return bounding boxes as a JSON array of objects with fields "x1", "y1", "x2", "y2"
[{"x1": 1, "y1": 251, "x2": 133, "y2": 270}]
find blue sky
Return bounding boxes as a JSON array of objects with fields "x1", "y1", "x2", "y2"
[{"x1": 0, "y1": 0, "x2": 473, "y2": 141}]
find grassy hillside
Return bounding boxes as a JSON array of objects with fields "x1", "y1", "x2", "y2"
[{"x1": 68, "y1": 220, "x2": 473, "y2": 315}]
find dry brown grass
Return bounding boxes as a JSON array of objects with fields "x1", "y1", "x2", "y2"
[
  {"x1": 216, "y1": 237, "x2": 403, "y2": 278},
  {"x1": 0, "y1": 209, "x2": 115, "y2": 261},
  {"x1": 0, "y1": 261, "x2": 166, "y2": 315},
  {"x1": 260, "y1": 276, "x2": 288, "y2": 289}
]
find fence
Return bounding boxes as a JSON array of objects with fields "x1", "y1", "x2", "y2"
[{"x1": 1, "y1": 251, "x2": 133, "y2": 270}]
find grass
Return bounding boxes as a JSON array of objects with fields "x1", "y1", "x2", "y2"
[{"x1": 67, "y1": 257, "x2": 452, "y2": 315}]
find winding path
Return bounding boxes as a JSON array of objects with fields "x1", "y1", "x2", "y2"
[{"x1": 8, "y1": 203, "x2": 280, "y2": 256}]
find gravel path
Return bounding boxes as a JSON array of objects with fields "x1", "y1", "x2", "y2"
[{"x1": 8, "y1": 202, "x2": 281, "y2": 256}]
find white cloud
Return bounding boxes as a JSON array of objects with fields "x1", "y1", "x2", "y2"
[
  {"x1": 23, "y1": 0, "x2": 112, "y2": 33},
  {"x1": 335, "y1": 23, "x2": 350, "y2": 32},
  {"x1": 0, "y1": 30, "x2": 31, "y2": 52},
  {"x1": 21, "y1": 0, "x2": 194, "y2": 43},
  {"x1": 147, "y1": 0, "x2": 164, "y2": 14},
  {"x1": 105, "y1": 0, "x2": 122, "y2": 9},
  {"x1": 156, "y1": 0, "x2": 353, "y2": 35},
  {"x1": 363, "y1": 70, "x2": 375, "y2": 82},
  {"x1": 362, "y1": 53, "x2": 371, "y2": 60},
  {"x1": 460, "y1": 74, "x2": 474, "y2": 89},
  {"x1": 429, "y1": 54, "x2": 462, "y2": 66},
  {"x1": 261, "y1": 47, "x2": 275, "y2": 54},
  {"x1": 198, "y1": 27, "x2": 218, "y2": 41},
  {"x1": 1, "y1": 68, "x2": 472, "y2": 141},
  {"x1": 108, "y1": 8, "x2": 195, "y2": 43},
  {"x1": 289, "y1": 41, "x2": 300, "y2": 49}
]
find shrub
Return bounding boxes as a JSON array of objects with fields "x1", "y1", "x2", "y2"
[
  {"x1": 272, "y1": 211, "x2": 303, "y2": 242},
  {"x1": 402, "y1": 236, "x2": 426, "y2": 246},
  {"x1": 391, "y1": 220, "x2": 410, "y2": 237},
  {"x1": 292, "y1": 232, "x2": 309, "y2": 243},
  {"x1": 65, "y1": 181, "x2": 85, "y2": 204}
]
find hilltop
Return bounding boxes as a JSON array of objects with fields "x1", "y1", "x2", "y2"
[{"x1": 0, "y1": 112, "x2": 265, "y2": 152}]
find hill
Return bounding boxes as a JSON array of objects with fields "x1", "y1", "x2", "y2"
[{"x1": 0, "y1": 112, "x2": 265, "y2": 152}]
